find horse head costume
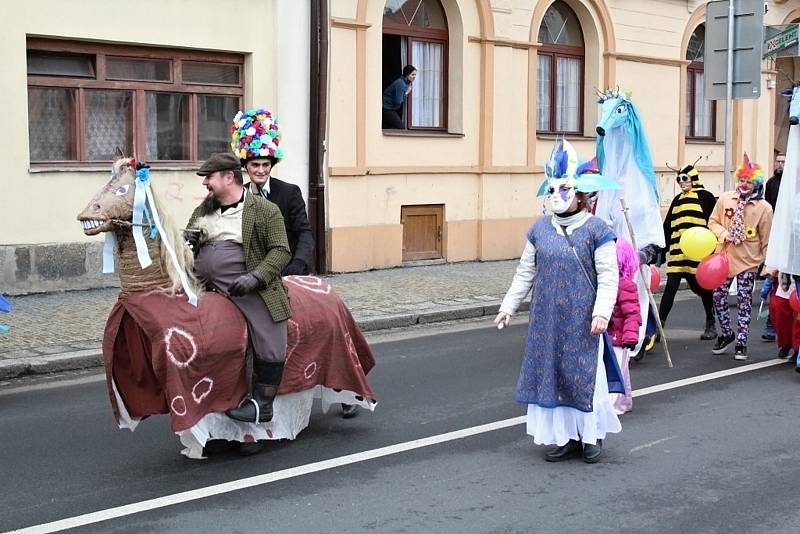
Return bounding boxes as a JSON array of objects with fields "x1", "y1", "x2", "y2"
[
  {"x1": 77, "y1": 155, "x2": 376, "y2": 458},
  {"x1": 593, "y1": 89, "x2": 665, "y2": 356},
  {"x1": 766, "y1": 86, "x2": 800, "y2": 276},
  {"x1": 593, "y1": 89, "x2": 665, "y2": 251}
]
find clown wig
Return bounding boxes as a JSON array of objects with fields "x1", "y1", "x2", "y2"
[
  {"x1": 616, "y1": 237, "x2": 640, "y2": 281},
  {"x1": 734, "y1": 153, "x2": 765, "y2": 186}
]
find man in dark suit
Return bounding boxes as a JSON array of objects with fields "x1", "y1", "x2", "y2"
[
  {"x1": 187, "y1": 152, "x2": 291, "y2": 433},
  {"x1": 243, "y1": 154, "x2": 360, "y2": 419},
  {"x1": 243, "y1": 156, "x2": 315, "y2": 276}
]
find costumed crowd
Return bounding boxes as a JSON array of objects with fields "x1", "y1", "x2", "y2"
[
  {"x1": 495, "y1": 88, "x2": 797, "y2": 464},
  {"x1": 84, "y1": 79, "x2": 796, "y2": 464}
]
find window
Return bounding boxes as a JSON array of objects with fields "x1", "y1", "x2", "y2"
[
  {"x1": 26, "y1": 40, "x2": 243, "y2": 165},
  {"x1": 686, "y1": 24, "x2": 714, "y2": 139},
  {"x1": 536, "y1": 1, "x2": 584, "y2": 135},
  {"x1": 382, "y1": 0, "x2": 448, "y2": 130}
]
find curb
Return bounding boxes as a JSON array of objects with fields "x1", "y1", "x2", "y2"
[
  {"x1": 0, "y1": 300, "x2": 528, "y2": 381},
  {"x1": 1, "y1": 349, "x2": 103, "y2": 381}
]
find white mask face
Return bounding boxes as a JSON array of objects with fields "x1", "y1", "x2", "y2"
[{"x1": 546, "y1": 178, "x2": 576, "y2": 214}]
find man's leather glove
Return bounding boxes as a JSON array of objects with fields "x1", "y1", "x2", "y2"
[
  {"x1": 228, "y1": 272, "x2": 263, "y2": 297},
  {"x1": 183, "y1": 229, "x2": 205, "y2": 258},
  {"x1": 656, "y1": 247, "x2": 667, "y2": 268},
  {"x1": 282, "y1": 258, "x2": 307, "y2": 276},
  {"x1": 638, "y1": 244, "x2": 660, "y2": 266}
]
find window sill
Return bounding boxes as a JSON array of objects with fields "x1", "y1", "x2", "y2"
[
  {"x1": 685, "y1": 138, "x2": 723, "y2": 145},
  {"x1": 382, "y1": 129, "x2": 465, "y2": 138},
  {"x1": 29, "y1": 163, "x2": 202, "y2": 173},
  {"x1": 536, "y1": 133, "x2": 597, "y2": 141}
]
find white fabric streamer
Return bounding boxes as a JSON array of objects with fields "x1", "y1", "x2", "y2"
[
  {"x1": 102, "y1": 232, "x2": 117, "y2": 274},
  {"x1": 765, "y1": 123, "x2": 800, "y2": 275}
]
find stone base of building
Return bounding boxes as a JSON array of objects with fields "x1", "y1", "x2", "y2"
[{"x1": 1, "y1": 242, "x2": 119, "y2": 295}]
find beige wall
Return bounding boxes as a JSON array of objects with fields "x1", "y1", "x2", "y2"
[
  {"x1": 0, "y1": 0, "x2": 284, "y2": 247},
  {"x1": 324, "y1": 0, "x2": 792, "y2": 272}
]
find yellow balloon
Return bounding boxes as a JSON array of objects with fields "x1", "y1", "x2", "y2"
[{"x1": 679, "y1": 227, "x2": 717, "y2": 261}]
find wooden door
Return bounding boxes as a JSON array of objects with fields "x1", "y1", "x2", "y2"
[{"x1": 401, "y1": 204, "x2": 443, "y2": 261}]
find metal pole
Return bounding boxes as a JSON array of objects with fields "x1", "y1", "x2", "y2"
[{"x1": 723, "y1": 0, "x2": 735, "y2": 191}]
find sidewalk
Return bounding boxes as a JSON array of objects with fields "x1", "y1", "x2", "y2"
[
  {"x1": 0, "y1": 259, "x2": 681, "y2": 381},
  {"x1": 0, "y1": 260, "x2": 524, "y2": 380}
]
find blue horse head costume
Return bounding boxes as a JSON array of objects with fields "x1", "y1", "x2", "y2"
[{"x1": 593, "y1": 88, "x2": 665, "y2": 250}]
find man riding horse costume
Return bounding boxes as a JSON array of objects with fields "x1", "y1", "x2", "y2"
[{"x1": 78, "y1": 147, "x2": 376, "y2": 459}]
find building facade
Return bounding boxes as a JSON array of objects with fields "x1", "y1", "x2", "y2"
[
  {"x1": 0, "y1": 0, "x2": 312, "y2": 293},
  {"x1": 325, "y1": 0, "x2": 797, "y2": 272},
  {"x1": 3, "y1": 0, "x2": 799, "y2": 292}
]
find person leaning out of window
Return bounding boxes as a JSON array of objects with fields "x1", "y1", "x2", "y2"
[{"x1": 382, "y1": 64, "x2": 417, "y2": 129}]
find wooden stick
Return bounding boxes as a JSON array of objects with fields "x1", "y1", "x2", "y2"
[{"x1": 619, "y1": 197, "x2": 674, "y2": 368}]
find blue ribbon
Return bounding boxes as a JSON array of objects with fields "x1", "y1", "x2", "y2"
[
  {"x1": 131, "y1": 168, "x2": 153, "y2": 269},
  {"x1": 103, "y1": 166, "x2": 196, "y2": 306}
]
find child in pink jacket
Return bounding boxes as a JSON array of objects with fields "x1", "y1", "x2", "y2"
[{"x1": 608, "y1": 238, "x2": 642, "y2": 414}]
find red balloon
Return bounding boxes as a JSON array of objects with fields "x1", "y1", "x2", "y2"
[
  {"x1": 790, "y1": 291, "x2": 800, "y2": 314},
  {"x1": 696, "y1": 253, "x2": 730, "y2": 290},
  {"x1": 649, "y1": 265, "x2": 661, "y2": 291}
]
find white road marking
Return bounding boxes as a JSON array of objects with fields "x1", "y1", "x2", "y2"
[
  {"x1": 632, "y1": 358, "x2": 785, "y2": 397},
  {"x1": 629, "y1": 435, "x2": 677, "y2": 454},
  {"x1": 7, "y1": 358, "x2": 789, "y2": 534}
]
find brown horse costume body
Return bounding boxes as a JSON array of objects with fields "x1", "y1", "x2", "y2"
[{"x1": 78, "y1": 157, "x2": 376, "y2": 458}]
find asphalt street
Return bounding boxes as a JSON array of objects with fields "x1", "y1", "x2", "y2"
[{"x1": 2, "y1": 298, "x2": 799, "y2": 533}]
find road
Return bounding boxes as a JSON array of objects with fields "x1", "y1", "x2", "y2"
[{"x1": 2, "y1": 298, "x2": 799, "y2": 533}]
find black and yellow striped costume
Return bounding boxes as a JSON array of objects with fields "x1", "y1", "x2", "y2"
[
  {"x1": 657, "y1": 164, "x2": 718, "y2": 339},
  {"x1": 662, "y1": 167, "x2": 717, "y2": 274}
]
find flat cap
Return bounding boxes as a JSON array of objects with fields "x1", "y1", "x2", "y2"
[{"x1": 196, "y1": 152, "x2": 241, "y2": 176}]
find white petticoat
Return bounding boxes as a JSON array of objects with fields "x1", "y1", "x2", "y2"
[
  {"x1": 113, "y1": 382, "x2": 376, "y2": 459},
  {"x1": 525, "y1": 340, "x2": 622, "y2": 446}
]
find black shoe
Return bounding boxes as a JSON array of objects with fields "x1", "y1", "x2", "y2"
[
  {"x1": 544, "y1": 440, "x2": 582, "y2": 462},
  {"x1": 202, "y1": 439, "x2": 236, "y2": 455},
  {"x1": 734, "y1": 343, "x2": 748, "y2": 361},
  {"x1": 712, "y1": 334, "x2": 735, "y2": 355},
  {"x1": 341, "y1": 403, "x2": 360, "y2": 419},
  {"x1": 583, "y1": 440, "x2": 603, "y2": 463},
  {"x1": 238, "y1": 441, "x2": 267, "y2": 456},
  {"x1": 778, "y1": 346, "x2": 792, "y2": 359},
  {"x1": 700, "y1": 319, "x2": 717, "y2": 340}
]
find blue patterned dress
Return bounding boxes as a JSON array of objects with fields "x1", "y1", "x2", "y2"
[{"x1": 505, "y1": 213, "x2": 623, "y2": 446}]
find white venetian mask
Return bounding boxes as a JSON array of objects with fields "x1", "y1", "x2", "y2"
[{"x1": 546, "y1": 178, "x2": 576, "y2": 214}]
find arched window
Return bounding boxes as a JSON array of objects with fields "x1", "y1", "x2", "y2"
[
  {"x1": 686, "y1": 24, "x2": 714, "y2": 139},
  {"x1": 382, "y1": 0, "x2": 448, "y2": 130},
  {"x1": 537, "y1": 1, "x2": 584, "y2": 134}
]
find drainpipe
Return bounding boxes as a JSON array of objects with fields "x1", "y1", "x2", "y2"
[{"x1": 308, "y1": 0, "x2": 329, "y2": 274}]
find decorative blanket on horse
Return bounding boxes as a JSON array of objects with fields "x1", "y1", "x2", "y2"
[
  {"x1": 103, "y1": 291, "x2": 249, "y2": 432},
  {"x1": 280, "y1": 276, "x2": 376, "y2": 399},
  {"x1": 103, "y1": 276, "x2": 377, "y2": 433}
]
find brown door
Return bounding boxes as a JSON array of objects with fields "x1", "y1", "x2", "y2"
[{"x1": 401, "y1": 204, "x2": 443, "y2": 261}]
